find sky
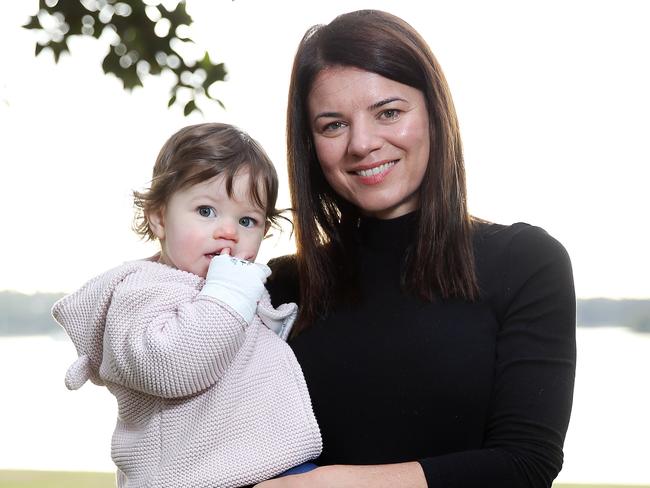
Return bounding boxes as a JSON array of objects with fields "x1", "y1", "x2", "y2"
[{"x1": 1, "y1": 0, "x2": 649, "y2": 299}]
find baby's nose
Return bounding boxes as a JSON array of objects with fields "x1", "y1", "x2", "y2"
[{"x1": 213, "y1": 220, "x2": 238, "y2": 242}]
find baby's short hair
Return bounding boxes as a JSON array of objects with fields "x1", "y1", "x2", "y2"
[{"x1": 133, "y1": 123, "x2": 281, "y2": 241}]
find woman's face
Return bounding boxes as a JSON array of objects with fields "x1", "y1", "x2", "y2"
[{"x1": 308, "y1": 66, "x2": 430, "y2": 219}]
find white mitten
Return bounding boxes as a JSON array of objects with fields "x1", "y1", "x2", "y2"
[{"x1": 199, "y1": 254, "x2": 271, "y2": 324}]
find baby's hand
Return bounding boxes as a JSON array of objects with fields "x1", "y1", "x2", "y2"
[
  {"x1": 219, "y1": 247, "x2": 254, "y2": 261},
  {"x1": 200, "y1": 254, "x2": 271, "y2": 324}
]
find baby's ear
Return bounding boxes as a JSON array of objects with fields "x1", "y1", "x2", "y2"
[{"x1": 147, "y1": 208, "x2": 166, "y2": 240}]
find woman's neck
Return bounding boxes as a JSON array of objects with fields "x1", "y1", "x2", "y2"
[{"x1": 359, "y1": 211, "x2": 418, "y2": 252}]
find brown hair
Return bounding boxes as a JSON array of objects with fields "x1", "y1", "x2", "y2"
[
  {"x1": 287, "y1": 10, "x2": 479, "y2": 330},
  {"x1": 133, "y1": 123, "x2": 282, "y2": 240}
]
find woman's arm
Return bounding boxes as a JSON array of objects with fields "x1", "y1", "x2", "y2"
[
  {"x1": 415, "y1": 226, "x2": 576, "y2": 487},
  {"x1": 254, "y1": 462, "x2": 427, "y2": 488}
]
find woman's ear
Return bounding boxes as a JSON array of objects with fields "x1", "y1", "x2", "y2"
[{"x1": 147, "y1": 208, "x2": 166, "y2": 240}]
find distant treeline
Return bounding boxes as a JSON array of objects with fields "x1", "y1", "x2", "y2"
[
  {"x1": 1, "y1": 291, "x2": 649, "y2": 336},
  {"x1": 0, "y1": 291, "x2": 65, "y2": 336},
  {"x1": 577, "y1": 298, "x2": 650, "y2": 333}
]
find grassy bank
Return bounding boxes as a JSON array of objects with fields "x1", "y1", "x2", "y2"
[
  {"x1": 0, "y1": 470, "x2": 114, "y2": 488},
  {"x1": 1, "y1": 471, "x2": 648, "y2": 488}
]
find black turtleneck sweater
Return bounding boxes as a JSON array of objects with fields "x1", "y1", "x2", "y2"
[{"x1": 266, "y1": 215, "x2": 576, "y2": 488}]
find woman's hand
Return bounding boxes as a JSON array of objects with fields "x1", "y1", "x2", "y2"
[{"x1": 253, "y1": 462, "x2": 427, "y2": 488}]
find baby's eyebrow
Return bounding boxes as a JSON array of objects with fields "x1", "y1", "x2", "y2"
[
  {"x1": 243, "y1": 207, "x2": 265, "y2": 215},
  {"x1": 188, "y1": 193, "x2": 215, "y2": 203},
  {"x1": 238, "y1": 201, "x2": 266, "y2": 214}
]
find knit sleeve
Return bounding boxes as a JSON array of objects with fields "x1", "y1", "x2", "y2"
[
  {"x1": 419, "y1": 225, "x2": 576, "y2": 488},
  {"x1": 100, "y1": 269, "x2": 248, "y2": 398}
]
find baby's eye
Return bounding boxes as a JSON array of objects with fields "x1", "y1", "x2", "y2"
[
  {"x1": 197, "y1": 206, "x2": 216, "y2": 218},
  {"x1": 239, "y1": 216, "x2": 257, "y2": 228},
  {"x1": 379, "y1": 109, "x2": 401, "y2": 120}
]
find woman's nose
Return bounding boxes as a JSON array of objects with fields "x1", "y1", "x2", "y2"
[
  {"x1": 347, "y1": 119, "x2": 382, "y2": 157},
  {"x1": 213, "y1": 219, "x2": 238, "y2": 242}
]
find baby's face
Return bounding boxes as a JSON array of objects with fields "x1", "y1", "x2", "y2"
[{"x1": 151, "y1": 170, "x2": 267, "y2": 278}]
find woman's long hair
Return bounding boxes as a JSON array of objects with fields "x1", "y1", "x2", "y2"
[{"x1": 287, "y1": 10, "x2": 479, "y2": 331}]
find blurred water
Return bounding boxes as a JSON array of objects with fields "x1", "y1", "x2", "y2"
[
  {"x1": 0, "y1": 334, "x2": 116, "y2": 472},
  {"x1": 0, "y1": 328, "x2": 648, "y2": 483},
  {"x1": 558, "y1": 327, "x2": 650, "y2": 484}
]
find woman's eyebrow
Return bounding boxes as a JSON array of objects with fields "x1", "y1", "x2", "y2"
[
  {"x1": 313, "y1": 111, "x2": 342, "y2": 121},
  {"x1": 368, "y1": 97, "x2": 406, "y2": 111},
  {"x1": 313, "y1": 97, "x2": 407, "y2": 122}
]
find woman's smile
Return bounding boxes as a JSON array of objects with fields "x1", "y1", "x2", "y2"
[{"x1": 351, "y1": 159, "x2": 398, "y2": 184}]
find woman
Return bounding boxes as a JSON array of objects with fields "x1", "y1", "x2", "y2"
[{"x1": 260, "y1": 9, "x2": 575, "y2": 488}]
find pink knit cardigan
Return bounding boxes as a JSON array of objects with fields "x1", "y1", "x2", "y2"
[{"x1": 52, "y1": 259, "x2": 321, "y2": 488}]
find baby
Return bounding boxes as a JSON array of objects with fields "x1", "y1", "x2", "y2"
[{"x1": 52, "y1": 123, "x2": 321, "y2": 488}]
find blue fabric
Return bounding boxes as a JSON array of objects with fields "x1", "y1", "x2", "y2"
[{"x1": 278, "y1": 462, "x2": 318, "y2": 477}]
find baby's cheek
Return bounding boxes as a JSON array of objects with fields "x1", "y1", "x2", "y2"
[{"x1": 181, "y1": 229, "x2": 208, "y2": 250}]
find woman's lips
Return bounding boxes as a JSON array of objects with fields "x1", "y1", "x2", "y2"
[{"x1": 352, "y1": 160, "x2": 398, "y2": 184}]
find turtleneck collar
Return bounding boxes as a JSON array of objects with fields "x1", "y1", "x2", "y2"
[{"x1": 358, "y1": 211, "x2": 418, "y2": 252}]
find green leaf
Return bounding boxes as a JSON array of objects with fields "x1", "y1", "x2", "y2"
[
  {"x1": 120, "y1": 65, "x2": 144, "y2": 90},
  {"x1": 200, "y1": 52, "x2": 211, "y2": 67},
  {"x1": 91, "y1": 24, "x2": 104, "y2": 39},
  {"x1": 162, "y1": 2, "x2": 193, "y2": 29},
  {"x1": 35, "y1": 43, "x2": 47, "y2": 57},
  {"x1": 102, "y1": 51, "x2": 120, "y2": 75},
  {"x1": 50, "y1": 39, "x2": 70, "y2": 63},
  {"x1": 123, "y1": 74, "x2": 144, "y2": 90},
  {"x1": 183, "y1": 99, "x2": 196, "y2": 116},
  {"x1": 168, "y1": 94, "x2": 177, "y2": 107},
  {"x1": 204, "y1": 61, "x2": 227, "y2": 86},
  {"x1": 22, "y1": 15, "x2": 41, "y2": 30}
]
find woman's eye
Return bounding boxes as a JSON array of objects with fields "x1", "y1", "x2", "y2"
[
  {"x1": 322, "y1": 121, "x2": 346, "y2": 133},
  {"x1": 239, "y1": 216, "x2": 257, "y2": 228},
  {"x1": 197, "y1": 206, "x2": 216, "y2": 218},
  {"x1": 379, "y1": 109, "x2": 400, "y2": 120}
]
